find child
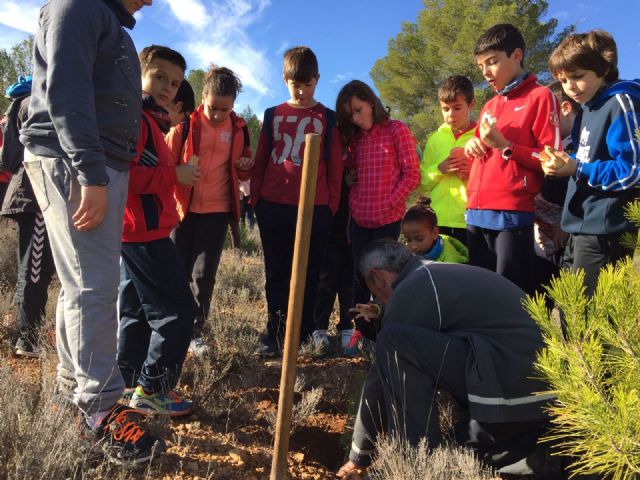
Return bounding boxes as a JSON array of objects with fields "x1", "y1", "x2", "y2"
[
  {"x1": 0, "y1": 76, "x2": 56, "y2": 358},
  {"x1": 420, "y1": 75, "x2": 476, "y2": 246},
  {"x1": 167, "y1": 66, "x2": 253, "y2": 349},
  {"x1": 532, "y1": 81, "x2": 579, "y2": 293},
  {"x1": 544, "y1": 30, "x2": 640, "y2": 296},
  {"x1": 250, "y1": 46, "x2": 342, "y2": 356},
  {"x1": 402, "y1": 196, "x2": 468, "y2": 263},
  {"x1": 167, "y1": 79, "x2": 195, "y2": 128},
  {"x1": 335, "y1": 80, "x2": 420, "y2": 311},
  {"x1": 118, "y1": 45, "x2": 198, "y2": 416},
  {"x1": 464, "y1": 23, "x2": 561, "y2": 294}
]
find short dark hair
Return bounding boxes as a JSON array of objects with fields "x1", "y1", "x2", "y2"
[
  {"x1": 283, "y1": 46, "x2": 319, "y2": 82},
  {"x1": 335, "y1": 80, "x2": 389, "y2": 147},
  {"x1": 438, "y1": 75, "x2": 474, "y2": 104},
  {"x1": 202, "y1": 66, "x2": 242, "y2": 99},
  {"x1": 139, "y1": 45, "x2": 187, "y2": 73},
  {"x1": 549, "y1": 30, "x2": 619, "y2": 84},
  {"x1": 474, "y1": 24, "x2": 525, "y2": 65},
  {"x1": 174, "y1": 79, "x2": 195, "y2": 114},
  {"x1": 403, "y1": 196, "x2": 438, "y2": 230},
  {"x1": 548, "y1": 80, "x2": 580, "y2": 114}
]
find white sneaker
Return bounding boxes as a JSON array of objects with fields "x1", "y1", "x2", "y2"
[{"x1": 188, "y1": 337, "x2": 209, "y2": 355}]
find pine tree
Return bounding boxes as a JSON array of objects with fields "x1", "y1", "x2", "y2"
[{"x1": 526, "y1": 165, "x2": 640, "y2": 479}]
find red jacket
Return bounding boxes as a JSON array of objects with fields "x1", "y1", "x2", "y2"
[
  {"x1": 122, "y1": 111, "x2": 179, "y2": 243},
  {"x1": 168, "y1": 107, "x2": 251, "y2": 222},
  {"x1": 466, "y1": 74, "x2": 561, "y2": 212},
  {"x1": 250, "y1": 102, "x2": 342, "y2": 214}
]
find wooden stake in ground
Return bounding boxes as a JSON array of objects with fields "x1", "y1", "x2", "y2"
[{"x1": 270, "y1": 133, "x2": 322, "y2": 480}]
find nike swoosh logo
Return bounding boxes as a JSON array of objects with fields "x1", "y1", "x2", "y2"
[{"x1": 514, "y1": 105, "x2": 527, "y2": 111}]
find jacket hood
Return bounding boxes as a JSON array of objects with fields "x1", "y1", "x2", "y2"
[{"x1": 587, "y1": 79, "x2": 640, "y2": 109}]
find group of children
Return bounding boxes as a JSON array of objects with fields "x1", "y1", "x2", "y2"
[{"x1": 3, "y1": 5, "x2": 639, "y2": 468}]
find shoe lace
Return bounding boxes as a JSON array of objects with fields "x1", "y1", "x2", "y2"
[
  {"x1": 109, "y1": 408, "x2": 146, "y2": 444},
  {"x1": 167, "y1": 390, "x2": 183, "y2": 403}
]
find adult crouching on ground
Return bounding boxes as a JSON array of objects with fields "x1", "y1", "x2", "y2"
[{"x1": 337, "y1": 239, "x2": 562, "y2": 479}]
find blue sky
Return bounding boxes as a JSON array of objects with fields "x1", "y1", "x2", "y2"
[{"x1": 0, "y1": 0, "x2": 638, "y2": 118}]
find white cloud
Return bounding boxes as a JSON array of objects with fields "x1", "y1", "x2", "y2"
[
  {"x1": 162, "y1": 0, "x2": 274, "y2": 98},
  {"x1": 550, "y1": 10, "x2": 570, "y2": 20},
  {"x1": 0, "y1": 1, "x2": 40, "y2": 34},
  {"x1": 275, "y1": 41, "x2": 289, "y2": 56},
  {"x1": 330, "y1": 73, "x2": 351, "y2": 84}
]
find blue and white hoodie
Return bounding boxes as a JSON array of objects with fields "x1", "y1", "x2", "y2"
[{"x1": 562, "y1": 80, "x2": 640, "y2": 235}]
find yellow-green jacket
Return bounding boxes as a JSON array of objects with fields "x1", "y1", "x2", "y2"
[{"x1": 420, "y1": 123, "x2": 475, "y2": 228}]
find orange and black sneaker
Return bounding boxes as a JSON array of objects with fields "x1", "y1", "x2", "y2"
[{"x1": 91, "y1": 404, "x2": 165, "y2": 465}]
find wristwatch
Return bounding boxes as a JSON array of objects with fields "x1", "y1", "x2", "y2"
[{"x1": 501, "y1": 142, "x2": 514, "y2": 160}]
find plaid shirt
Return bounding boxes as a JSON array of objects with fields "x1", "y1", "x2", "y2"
[{"x1": 347, "y1": 120, "x2": 420, "y2": 228}]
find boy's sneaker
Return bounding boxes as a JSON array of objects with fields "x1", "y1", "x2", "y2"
[
  {"x1": 87, "y1": 404, "x2": 165, "y2": 465},
  {"x1": 129, "y1": 385, "x2": 193, "y2": 417},
  {"x1": 255, "y1": 336, "x2": 281, "y2": 358},
  {"x1": 15, "y1": 337, "x2": 41, "y2": 358}
]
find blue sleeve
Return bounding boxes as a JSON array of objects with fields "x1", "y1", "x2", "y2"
[{"x1": 576, "y1": 110, "x2": 640, "y2": 191}]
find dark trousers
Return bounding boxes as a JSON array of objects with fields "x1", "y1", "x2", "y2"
[
  {"x1": 350, "y1": 219, "x2": 402, "y2": 305},
  {"x1": 351, "y1": 323, "x2": 551, "y2": 474},
  {"x1": 172, "y1": 211, "x2": 230, "y2": 336},
  {"x1": 118, "y1": 238, "x2": 196, "y2": 392},
  {"x1": 14, "y1": 212, "x2": 55, "y2": 342},
  {"x1": 563, "y1": 232, "x2": 635, "y2": 297},
  {"x1": 313, "y1": 238, "x2": 353, "y2": 332},
  {"x1": 255, "y1": 199, "x2": 332, "y2": 344},
  {"x1": 467, "y1": 224, "x2": 534, "y2": 294},
  {"x1": 439, "y1": 226, "x2": 468, "y2": 246}
]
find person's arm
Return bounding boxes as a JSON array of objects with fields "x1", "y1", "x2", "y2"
[
  {"x1": 389, "y1": 122, "x2": 420, "y2": 208},
  {"x1": 128, "y1": 119, "x2": 178, "y2": 195},
  {"x1": 575, "y1": 108, "x2": 640, "y2": 190},
  {"x1": 235, "y1": 128, "x2": 253, "y2": 181},
  {"x1": 420, "y1": 133, "x2": 443, "y2": 193},
  {"x1": 165, "y1": 123, "x2": 185, "y2": 166},
  {"x1": 250, "y1": 123, "x2": 270, "y2": 207},
  {"x1": 326, "y1": 128, "x2": 344, "y2": 214},
  {"x1": 44, "y1": 2, "x2": 113, "y2": 187},
  {"x1": 510, "y1": 89, "x2": 562, "y2": 171}
]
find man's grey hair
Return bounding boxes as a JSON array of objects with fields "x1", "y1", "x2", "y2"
[{"x1": 359, "y1": 239, "x2": 412, "y2": 278}]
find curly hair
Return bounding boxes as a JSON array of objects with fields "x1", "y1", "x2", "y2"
[
  {"x1": 403, "y1": 196, "x2": 438, "y2": 229},
  {"x1": 202, "y1": 65, "x2": 243, "y2": 99}
]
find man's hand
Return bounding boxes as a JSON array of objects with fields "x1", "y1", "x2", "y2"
[
  {"x1": 176, "y1": 165, "x2": 200, "y2": 186},
  {"x1": 235, "y1": 156, "x2": 254, "y2": 171},
  {"x1": 464, "y1": 136, "x2": 487, "y2": 160},
  {"x1": 345, "y1": 168, "x2": 357, "y2": 187},
  {"x1": 73, "y1": 185, "x2": 107, "y2": 231},
  {"x1": 541, "y1": 151, "x2": 576, "y2": 177},
  {"x1": 478, "y1": 118, "x2": 510, "y2": 150},
  {"x1": 349, "y1": 303, "x2": 380, "y2": 322}
]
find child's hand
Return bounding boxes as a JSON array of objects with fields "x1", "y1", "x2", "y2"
[
  {"x1": 478, "y1": 118, "x2": 509, "y2": 150},
  {"x1": 73, "y1": 185, "x2": 107, "y2": 231},
  {"x1": 349, "y1": 303, "x2": 380, "y2": 322},
  {"x1": 449, "y1": 147, "x2": 466, "y2": 161},
  {"x1": 176, "y1": 164, "x2": 200, "y2": 186},
  {"x1": 437, "y1": 158, "x2": 456, "y2": 174},
  {"x1": 345, "y1": 168, "x2": 357, "y2": 187},
  {"x1": 541, "y1": 151, "x2": 576, "y2": 176},
  {"x1": 464, "y1": 137, "x2": 487, "y2": 160},
  {"x1": 235, "y1": 156, "x2": 254, "y2": 171},
  {"x1": 453, "y1": 160, "x2": 471, "y2": 180}
]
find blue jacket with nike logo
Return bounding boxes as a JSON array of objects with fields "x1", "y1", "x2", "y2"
[{"x1": 562, "y1": 80, "x2": 640, "y2": 235}]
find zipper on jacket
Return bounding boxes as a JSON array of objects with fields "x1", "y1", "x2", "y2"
[{"x1": 523, "y1": 175, "x2": 527, "y2": 187}]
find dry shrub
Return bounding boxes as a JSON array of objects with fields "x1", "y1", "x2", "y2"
[
  {"x1": 369, "y1": 435, "x2": 495, "y2": 480},
  {"x1": 0, "y1": 219, "x2": 18, "y2": 287},
  {"x1": 265, "y1": 386, "x2": 323, "y2": 435},
  {"x1": 0, "y1": 360, "x2": 87, "y2": 479}
]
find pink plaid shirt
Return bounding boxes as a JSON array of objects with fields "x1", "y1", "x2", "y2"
[{"x1": 347, "y1": 120, "x2": 420, "y2": 228}]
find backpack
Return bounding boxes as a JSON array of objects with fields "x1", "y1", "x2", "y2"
[{"x1": 262, "y1": 106, "x2": 336, "y2": 163}]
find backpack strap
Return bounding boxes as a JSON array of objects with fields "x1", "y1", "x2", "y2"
[
  {"x1": 263, "y1": 106, "x2": 276, "y2": 156},
  {"x1": 323, "y1": 108, "x2": 336, "y2": 162},
  {"x1": 241, "y1": 124, "x2": 250, "y2": 149}
]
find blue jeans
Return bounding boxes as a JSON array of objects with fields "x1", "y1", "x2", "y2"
[
  {"x1": 24, "y1": 153, "x2": 128, "y2": 414},
  {"x1": 118, "y1": 238, "x2": 195, "y2": 393}
]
